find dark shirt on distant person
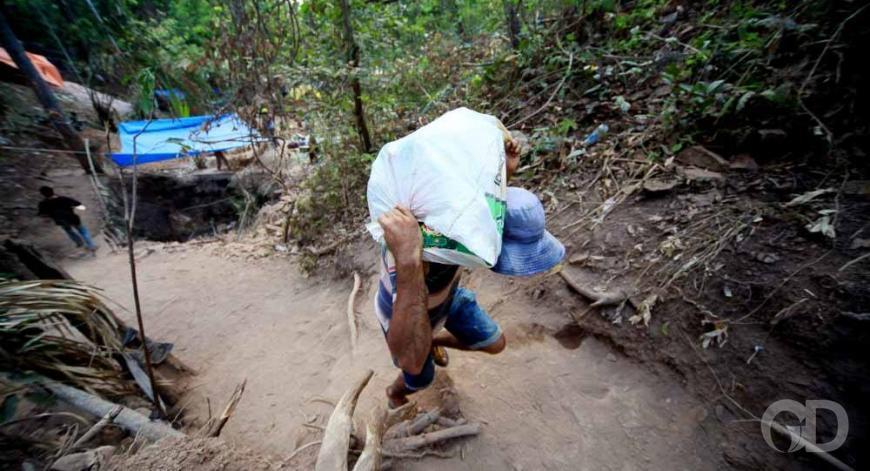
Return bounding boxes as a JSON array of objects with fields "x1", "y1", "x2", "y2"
[{"x1": 38, "y1": 196, "x2": 82, "y2": 226}]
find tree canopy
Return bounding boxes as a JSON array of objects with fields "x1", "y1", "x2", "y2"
[{"x1": 3, "y1": 0, "x2": 866, "y2": 239}]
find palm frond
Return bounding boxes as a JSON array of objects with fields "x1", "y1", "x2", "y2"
[{"x1": 0, "y1": 280, "x2": 132, "y2": 397}]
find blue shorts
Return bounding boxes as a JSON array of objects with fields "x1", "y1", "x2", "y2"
[{"x1": 396, "y1": 288, "x2": 502, "y2": 391}]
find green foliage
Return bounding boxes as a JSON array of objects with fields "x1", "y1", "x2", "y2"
[
  {"x1": 556, "y1": 118, "x2": 577, "y2": 135},
  {"x1": 168, "y1": 93, "x2": 191, "y2": 118},
  {"x1": 5, "y1": 0, "x2": 859, "y2": 249},
  {"x1": 612, "y1": 0, "x2": 668, "y2": 31},
  {"x1": 133, "y1": 68, "x2": 156, "y2": 117},
  {"x1": 5, "y1": 0, "x2": 220, "y2": 117}
]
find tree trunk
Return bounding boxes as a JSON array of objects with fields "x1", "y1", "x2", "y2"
[
  {"x1": 503, "y1": 0, "x2": 522, "y2": 49},
  {"x1": 338, "y1": 0, "x2": 372, "y2": 153},
  {"x1": 0, "y1": 8, "x2": 100, "y2": 174}
]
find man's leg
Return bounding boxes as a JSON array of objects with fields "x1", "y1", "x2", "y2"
[
  {"x1": 433, "y1": 330, "x2": 506, "y2": 354},
  {"x1": 386, "y1": 374, "x2": 411, "y2": 408},
  {"x1": 60, "y1": 224, "x2": 84, "y2": 247},
  {"x1": 75, "y1": 225, "x2": 97, "y2": 251},
  {"x1": 386, "y1": 353, "x2": 435, "y2": 408},
  {"x1": 439, "y1": 288, "x2": 506, "y2": 353}
]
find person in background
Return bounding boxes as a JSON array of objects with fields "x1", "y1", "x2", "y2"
[
  {"x1": 214, "y1": 150, "x2": 230, "y2": 171},
  {"x1": 37, "y1": 186, "x2": 97, "y2": 253}
]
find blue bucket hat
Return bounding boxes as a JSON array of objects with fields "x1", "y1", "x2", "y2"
[{"x1": 492, "y1": 187, "x2": 565, "y2": 276}]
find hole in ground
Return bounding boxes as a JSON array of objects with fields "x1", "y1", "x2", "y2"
[
  {"x1": 108, "y1": 172, "x2": 272, "y2": 242},
  {"x1": 552, "y1": 322, "x2": 587, "y2": 350}
]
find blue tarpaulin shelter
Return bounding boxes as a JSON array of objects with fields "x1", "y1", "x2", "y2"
[
  {"x1": 154, "y1": 89, "x2": 186, "y2": 100},
  {"x1": 110, "y1": 114, "x2": 259, "y2": 166}
]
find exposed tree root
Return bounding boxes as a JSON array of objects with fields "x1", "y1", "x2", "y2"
[
  {"x1": 352, "y1": 407, "x2": 387, "y2": 471},
  {"x1": 382, "y1": 423, "x2": 481, "y2": 454},
  {"x1": 384, "y1": 408, "x2": 441, "y2": 439},
  {"x1": 346, "y1": 271, "x2": 361, "y2": 352},
  {"x1": 559, "y1": 270, "x2": 630, "y2": 306},
  {"x1": 315, "y1": 369, "x2": 374, "y2": 471}
]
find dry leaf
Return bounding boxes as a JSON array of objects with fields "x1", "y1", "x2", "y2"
[
  {"x1": 628, "y1": 294, "x2": 658, "y2": 326},
  {"x1": 699, "y1": 322, "x2": 728, "y2": 349},
  {"x1": 784, "y1": 188, "x2": 835, "y2": 207}
]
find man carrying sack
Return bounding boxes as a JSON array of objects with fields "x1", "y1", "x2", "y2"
[{"x1": 368, "y1": 108, "x2": 565, "y2": 407}]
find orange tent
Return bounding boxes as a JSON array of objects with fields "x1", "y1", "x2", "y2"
[{"x1": 0, "y1": 47, "x2": 64, "y2": 88}]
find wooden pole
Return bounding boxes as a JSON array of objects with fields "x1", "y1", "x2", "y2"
[{"x1": 110, "y1": 120, "x2": 164, "y2": 417}]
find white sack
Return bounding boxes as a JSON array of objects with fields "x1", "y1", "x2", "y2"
[{"x1": 366, "y1": 107, "x2": 509, "y2": 267}]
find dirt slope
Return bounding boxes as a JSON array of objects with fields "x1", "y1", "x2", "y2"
[
  {"x1": 107, "y1": 437, "x2": 275, "y2": 470},
  {"x1": 65, "y1": 243, "x2": 724, "y2": 470}
]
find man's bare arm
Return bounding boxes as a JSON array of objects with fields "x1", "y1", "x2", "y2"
[
  {"x1": 388, "y1": 256, "x2": 431, "y2": 374},
  {"x1": 378, "y1": 206, "x2": 431, "y2": 374}
]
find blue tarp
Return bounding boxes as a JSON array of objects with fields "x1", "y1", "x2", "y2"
[
  {"x1": 110, "y1": 114, "x2": 259, "y2": 166},
  {"x1": 154, "y1": 89, "x2": 186, "y2": 100}
]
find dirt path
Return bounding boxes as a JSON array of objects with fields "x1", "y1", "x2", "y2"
[{"x1": 64, "y1": 245, "x2": 724, "y2": 469}]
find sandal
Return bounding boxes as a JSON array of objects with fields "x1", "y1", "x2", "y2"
[{"x1": 432, "y1": 345, "x2": 449, "y2": 367}]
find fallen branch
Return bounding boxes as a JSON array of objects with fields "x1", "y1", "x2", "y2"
[
  {"x1": 435, "y1": 416, "x2": 465, "y2": 428},
  {"x1": 764, "y1": 420, "x2": 853, "y2": 471},
  {"x1": 315, "y1": 369, "x2": 374, "y2": 471},
  {"x1": 735, "y1": 250, "x2": 830, "y2": 323},
  {"x1": 383, "y1": 449, "x2": 456, "y2": 459},
  {"x1": 68, "y1": 406, "x2": 122, "y2": 451},
  {"x1": 200, "y1": 379, "x2": 247, "y2": 437},
  {"x1": 679, "y1": 332, "x2": 853, "y2": 471},
  {"x1": 839, "y1": 252, "x2": 870, "y2": 272},
  {"x1": 385, "y1": 408, "x2": 441, "y2": 439},
  {"x1": 799, "y1": 3, "x2": 870, "y2": 97},
  {"x1": 841, "y1": 311, "x2": 870, "y2": 322},
  {"x1": 561, "y1": 164, "x2": 659, "y2": 238},
  {"x1": 382, "y1": 423, "x2": 481, "y2": 453},
  {"x1": 346, "y1": 272, "x2": 361, "y2": 352},
  {"x1": 285, "y1": 440, "x2": 322, "y2": 464},
  {"x1": 385, "y1": 401, "x2": 415, "y2": 424},
  {"x1": 35, "y1": 377, "x2": 183, "y2": 442},
  {"x1": 509, "y1": 52, "x2": 574, "y2": 128},
  {"x1": 308, "y1": 397, "x2": 336, "y2": 407},
  {"x1": 0, "y1": 412, "x2": 89, "y2": 429},
  {"x1": 307, "y1": 239, "x2": 343, "y2": 256},
  {"x1": 559, "y1": 270, "x2": 628, "y2": 307}
]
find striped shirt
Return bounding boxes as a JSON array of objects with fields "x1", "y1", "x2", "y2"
[{"x1": 373, "y1": 245, "x2": 458, "y2": 332}]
